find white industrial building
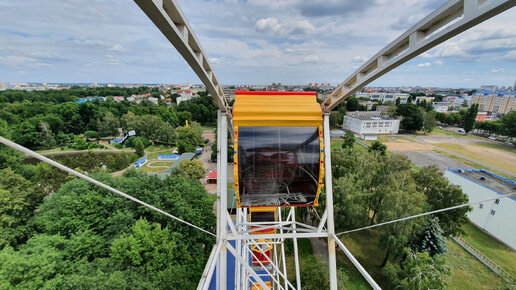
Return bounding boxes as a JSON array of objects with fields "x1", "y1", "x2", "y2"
[
  {"x1": 342, "y1": 111, "x2": 400, "y2": 140},
  {"x1": 445, "y1": 169, "x2": 516, "y2": 250},
  {"x1": 433, "y1": 102, "x2": 452, "y2": 113}
]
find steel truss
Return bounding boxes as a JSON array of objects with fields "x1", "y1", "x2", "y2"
[
  {"x1": 197, "y1": 113, "x2": 381, "y2": 290},
  {"x1": 133, "y1": 1, "x2": 516, "y2": 289},
  {"x1": 322, "y1": 0, "x2": 516, "y2": 112}
]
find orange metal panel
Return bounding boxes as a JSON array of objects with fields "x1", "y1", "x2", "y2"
[{"x1": 233, "y1": 91, "x2": 323, "y2": 127}]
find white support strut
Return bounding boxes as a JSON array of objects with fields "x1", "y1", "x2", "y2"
[
  {"x1": 134, "y1": 0, "x2": 229, "y2": 114},
  {"x1": 322, "y1": 0, "x2": 516, "y2": 112},
  {"x1": 323, "y1": 113, "x2": 339, "y2": 289}
]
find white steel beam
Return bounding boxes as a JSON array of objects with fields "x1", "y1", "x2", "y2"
[
  {"x1": 322, "y1": 0, "x2": 516, "y2": 112},
  {"x1": 227, "y1": 232, "x2": 328, "y2": 240},
  {"x1": 226, "y1": 242, "x2": 270, "y2": 290},
  {"x1": 217, "y1": 111, "x2": 228, "y2": 290},
  {"x1": 333, "y1": 235, "x2": 381, "y2": 290},
  {"x1": 291, "y1": 208, "x2": 302, "y2": 289},
  {"x1": 323, "y1": 113, "x2": 339, "y2": 289},
  {"x1": 134, "y1": 0, "x2": 228, "y2": 113},
  {"x1": 198, "y1": 242, "x2": 223, "y2": 290}
]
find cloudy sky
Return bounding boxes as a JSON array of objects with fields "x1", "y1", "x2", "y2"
[{"x1": 0, "y1": 0, "x2": 515, "y2": 88}]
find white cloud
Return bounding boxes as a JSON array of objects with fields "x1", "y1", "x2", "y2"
[
  {"x1": 255, "y1": 17, "x2": 316, "y2": 38},
  {"x1": 255, "y1": 18, "x2": 281, "y2": 34},
  {"x1": 491, "y1": 68, "x2": 505, "y2": 73},
  {"x1": 352, "y1": 56, "x2": 368, "y2": 63},
  {"x1": 417, "y1": 62, "x2": 432, "y2": 67},
  {"x1": 0, "y1": 0, "x2": 514, "y2": 86},
  {"x1": 110, "y1": 44, "x2": 125, "y2": 52},
  {"x1": 303, "y1": 55, "x2": 319, "y2": 63}
]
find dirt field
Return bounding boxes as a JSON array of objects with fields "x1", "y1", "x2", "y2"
[
  {"x1": 384, "y1": 142, "x2": 434, "y2": 151},
  {"x1": 433, "y1": 143, "x2": 516, "y2": 176}
]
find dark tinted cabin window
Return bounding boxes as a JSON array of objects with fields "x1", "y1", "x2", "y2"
[
  {"x1": 238, "y1": 127, "x2": 320, "y2": 207},
  {"x1": 251, "y1": 212, "x2": 275, "y2": 223}
]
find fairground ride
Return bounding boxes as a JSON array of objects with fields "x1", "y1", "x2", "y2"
[{"x1": 1, "y1": 0, "x2": 515, "y2": 289}]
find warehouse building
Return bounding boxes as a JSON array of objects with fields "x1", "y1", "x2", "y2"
[
  {"x1": 445, "y1": 169, "x2": 516, "y2": 250},
  {"x1": 343, "y1": 111, "x2": 400, "y2": 140}
]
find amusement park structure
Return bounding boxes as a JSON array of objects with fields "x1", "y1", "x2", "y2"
[
  {"x1": 132, "y1": 0, "x2": 515, "y2": 289},
  {"x1": 0, "y1": 0, "x2": 515, "y2": 289}
]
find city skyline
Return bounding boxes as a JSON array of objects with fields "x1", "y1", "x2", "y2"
[{"x1": 0, "y1": 0, "x2": 515, "y2": 87}]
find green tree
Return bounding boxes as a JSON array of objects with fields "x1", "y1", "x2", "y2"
[
  {"x1": 122, "y1": 113, "x2": 175, "y2": 144},
  {"x1": 111, "y1": 219, "x2": 178, "y2": 273},
  {"x1": 410, "y1": 217, "x2": 447, "y2": 256},
  {"x1": 177, "y1": 125, "x2": 203, "y2": 154},
  {"x1": 376, "y1": 172, "x2": 426, "y2": 266},
  {"x1": 369, "y1": 141, "x2": 387, "y2": 155},
  {"x1": 0, "y1": 168, "x2": 45, "y2": 247},
  {"x1": 397, "y1": 104, "x2": 423, "y2": 131},
  {"x1": 383, "y1": 248, "x2": 449, "y2": 290},
  {"x1": 98, "y1": 112, "x2": 119, "y2": 137},
  {"x1": 172, "y1": 160, "x2": 207, "y2": 180},
  {"x1": 341, "y1": 130, "x2": 355, "y2": 149},
  {"x1": 297, "y1": 255, "x2": 348, "y2": 289},
  {"x1": 500, "y1": 111, "x2": 516, "y2": 140},
  {"x1": 84, "y1": 130, "x2": 100, "y2": 139},
  {"x1": 329, "y1": 111, "x2": 343, "y2": 128},
  {"x1": 346, "y1": 96, "x2": 360, "y2": 111},
  {"x1": 0, "y1": 234, "x2": 69, "y2": 289},
  {"x1": 135, "y1": 139, "x2": 145, "y2": 157},
  {"x1": 421, "y1": 109, "x2": 436, "y2": 135},
  {"x1": 39, "y1": 121, "x2": 57, "y2": 149},
  {"x1": 463, "y1": 103, "x2": 479, "y2": 133},
  {"x1": 412, "y1": 166, "x2": 470, "y2": 237}
]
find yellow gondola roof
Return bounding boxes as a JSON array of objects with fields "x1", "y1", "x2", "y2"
[{"x1": 232, "y1": 91, "x2": 322, "y2": 127}]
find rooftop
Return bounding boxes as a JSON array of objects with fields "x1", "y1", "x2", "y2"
[
  {"x1": 349, "y1": 115, "x2": 397, "y2": 121},
  {"x1": 449, "y1": 169, "x2": 516, "y2": 198}
]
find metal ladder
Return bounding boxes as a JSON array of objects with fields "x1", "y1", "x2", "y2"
[{"x1": 452, "y1": 237, "x2": 515, "y2": 285}]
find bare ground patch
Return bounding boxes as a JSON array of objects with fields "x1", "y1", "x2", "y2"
[
  {"x1": 434, "y1": 143, "x2": 516, "y2": 175},
  {"x1": 385, "y1": 142, "x2": 434, "y2": 151}
]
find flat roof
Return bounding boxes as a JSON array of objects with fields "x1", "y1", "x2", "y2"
[
  {"x1": 448, "y1": 169, "x2": 516, "y2": 200},
  {"x1": 349, "y1": 115, "x2": 397, "y2": 121}
]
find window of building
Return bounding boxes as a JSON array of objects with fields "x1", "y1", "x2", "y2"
[
  {"x1": 490, "y1": 210, "x2": 496, "y2": 216},
  {"x1": 495, "y1": 199, "x2": 500, "y2": 205},
  {"x1": 365, "y1": 122, "x2": 371, "y2": 128},
  {"x1": 479, "y1": 203, "x2": 484, "y2": 209},
  {"x1": 372, "y1": 122, "x2": 377, "y2": 128},
  {"x1": 378, "y1": 122, "x2": 383, "y2": 128}
]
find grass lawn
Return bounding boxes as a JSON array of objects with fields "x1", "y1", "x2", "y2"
[
  {"x1": 446, "y1": 240, "x2": 507, "y2": 289},
  {"x1": 433, "y1": 142, "x2": 516, "y2": 176},
  {"x1": 435, "y1": 149, "x2": 516, "y2": 181},
  {"x1": 338, "y1": 229, "x2": 388, "y2": 288},
  {"x1": 476, "y1": 142, "x2": 516, "y2": 154},
  {"x1": 148, "y1": 161, "x2": 175, "y2": 167},
  {"x1": 432, "y1": 128, "x2": 477, "y2": 140},
  {"x1": 138, "y1": 166, "x2": 166, "y2": 173},
  {"x1": 145, "y1": 145, "x2": 175, "y2": 152},
  {"x1": 461, "y1": 223, "x2": 516, "y2": 279},
  {"x1": 36, "y1": 146, "x2": 77, "y2": 153}
]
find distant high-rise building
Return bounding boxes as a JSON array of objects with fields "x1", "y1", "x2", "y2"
[
  {"x1": 471, "y1": 91, "x2": 516, "y2": 114},
  {"x1": 480, "y1": 85, "x2": 498, "y2": 91}
]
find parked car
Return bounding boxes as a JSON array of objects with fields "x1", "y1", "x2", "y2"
[
  {"x1": 458, "y1": 129, "x2": 465, "y2": 133},
  {"x1": 488, "y1": 136, "x2": 496, "y2": 141},
  {"x1": 505, "y1": 141, "x2": 514, "y2": 146}
]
